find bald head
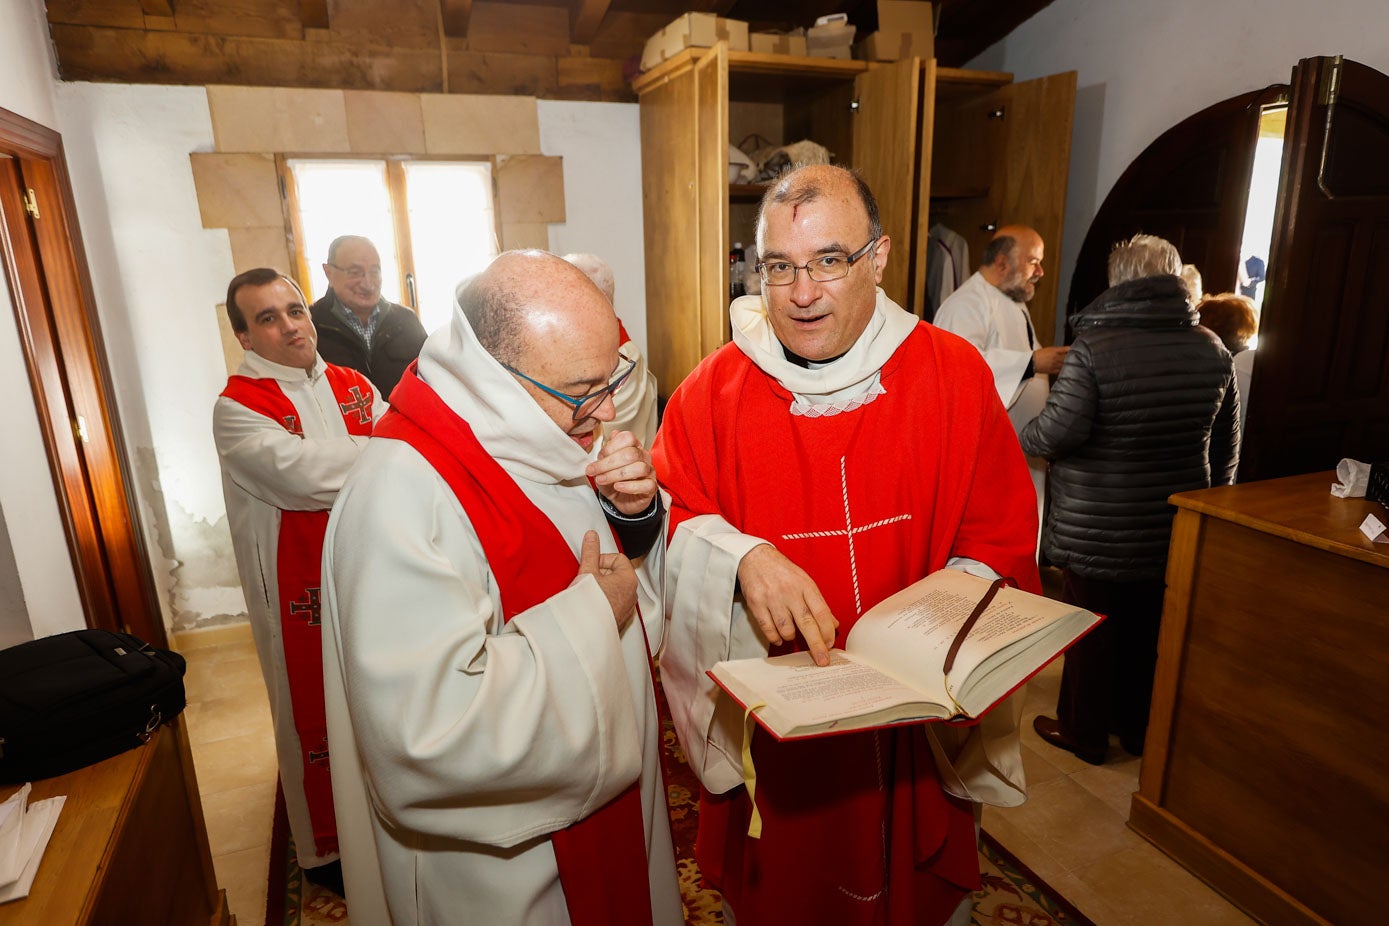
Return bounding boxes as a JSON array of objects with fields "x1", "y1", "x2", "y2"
[
  {"x1": 561, "y1": 252, "x2": 615, "y2": 303},
  {"x1": 461, "y1": 249, "x2": 618, "y2": 367},
  {"x1": 980, "y1": 225, "x2": 1045, "y2": 303}
]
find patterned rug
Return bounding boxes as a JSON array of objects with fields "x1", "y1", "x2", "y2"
[{"x1": 268, "y1": 698, "x2": 1093, "y2": 926}]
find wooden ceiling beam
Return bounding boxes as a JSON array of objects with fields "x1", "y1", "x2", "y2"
[
  {"x1": 139, "y1": 0, "x2": 174, "y2": 16},
  {"x1": 299, "y1": 0, "x2": 329, "y2": 31},
  {"x1": 569, "y1": 0, "x2": 611, "y2": 46},
  {"x1": 441, "y1": 0, "x2": 473, "y2": 38}
]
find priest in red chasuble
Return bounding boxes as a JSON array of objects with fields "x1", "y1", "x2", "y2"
[
  {"x1": 653, "y1": 165, "x2": 1041, "y2": 926},
  {"x1": 214, "y1": 268, "x2": 385, "y2": 895}
]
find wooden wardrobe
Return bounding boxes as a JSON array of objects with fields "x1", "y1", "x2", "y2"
[{"x1": 632, "y1": 44, "x2": 1077, "y2": 395}]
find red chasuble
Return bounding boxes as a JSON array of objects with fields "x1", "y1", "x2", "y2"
[
  {"x1": 220, "y1": 364, "x2": 376, "y2": 858},
  {"x1": 653, "y1": 323, "x2": 1040, "y2": 926},
  {"x1": 374, "y1": 365, "x2": 655, "y2": 926}
]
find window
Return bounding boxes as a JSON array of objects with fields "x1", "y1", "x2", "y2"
[{"x1": 282, "y1": 157, "x2": 499, "y2": 334}]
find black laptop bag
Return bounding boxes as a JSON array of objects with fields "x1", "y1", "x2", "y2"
[{"x1": 0, "y1": 629, "x2": 187, "y2": 783}]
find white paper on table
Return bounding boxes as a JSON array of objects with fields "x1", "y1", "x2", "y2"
[
  {"x1": 1361, "y1": 513, "x2": 1389, "y2": 544},
  {"x1": 0, "y1": 787, "x2": 66, "y2": 904}
]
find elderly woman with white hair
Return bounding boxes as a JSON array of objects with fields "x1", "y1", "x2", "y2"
[{"x1": 1020, "y1": 233, "x2": 1240, "y2": 765}]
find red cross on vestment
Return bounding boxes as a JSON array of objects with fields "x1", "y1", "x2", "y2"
[
  {"x1": 289, "y1": 587, "x2": 322, "y2": 626},
  {"x1": 338, "y1": 386, "x2": 373, "y2": 425}
]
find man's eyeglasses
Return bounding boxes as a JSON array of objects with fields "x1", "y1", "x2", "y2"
[
  {"x1": 756, "y1": 238, "x2": 881, "y2": 286},
  {"x1": 328, "y1": 263, "x2": 383, "y2": 282},
  {"x1": 502, "y1": 351, "x2": 639, "y2": 422}
]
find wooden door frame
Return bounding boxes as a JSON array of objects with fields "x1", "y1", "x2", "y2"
[{"x1": 0, "y1": 104, "x2": 165, "y2": 647}]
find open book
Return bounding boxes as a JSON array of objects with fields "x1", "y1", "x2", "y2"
[{"x1": 709, "y1": 569, "x2": 1102, "y2": 741}]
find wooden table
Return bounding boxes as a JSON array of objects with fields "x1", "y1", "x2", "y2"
[
  {"x1": 1130, "y1": 471, "x2": 1389, "y2": 926},
  {"x1": 0, "y1": 720, "x2": 230, "y2": 925}
]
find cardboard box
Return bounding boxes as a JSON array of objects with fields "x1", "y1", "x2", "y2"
[
  {"x1": 806, "y1": 21, "x2": 855, "y2": 59},
  {"x1": 750, "y1": 31, "x2": 808, "y2": 57},
  {"x1": 854, "y1": 28, "x2": 932, "y2": 62},
  {"x1": 641, "y1": 13, "x2": 750, "y2": 70},
  {"x1": 855, "y1": 1, "x2": 934, "y2": 61}
]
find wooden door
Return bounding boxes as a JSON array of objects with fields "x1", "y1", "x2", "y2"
[
  {"x1": 852, "y1": 57, "x2": 920, "y2": 310},
  {"x1": 1242, "y1": 56, "x2": 1389, "y2": 480},
  {"x1": 695, "y1": 44, "x2": 729, "y2": 371},
  {"x1": 637, "y1": 44, "x2": 726, "y2": 396},
  {"x1": 0, "y1": 107, "x2": 165, "y2": 647},
  {"x1": 994, "y1": 71, "x2": 1077, "y2": 347},
  {"x1": 1067, "y1": 89, "x2": 1270, "y2": 320},
  {"x1": 910, "y1": 60, "x2": 939, "y2": 314}
]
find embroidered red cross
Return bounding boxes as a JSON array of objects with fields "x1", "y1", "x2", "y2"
[
  {"x1": 308, "y1": 745, "x2": 330, "y2": 765},
  {"x1": 282, "y1": 414, "x2": 301, "y2": 435},
  {"x1": 339, "y1": 386, "x2": 372, "y2": 425},
  {"x1": 290, "y1": 587, "x2": 322, "y2": 626}
]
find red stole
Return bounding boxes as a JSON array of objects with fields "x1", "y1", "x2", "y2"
[
  {"x1": 375, "y1": 364, "x2": 654, "y2": 926},
  {"x1": 220, "y1": 363, "x2": 376, "y2": 858},
  {"x1": 652, "y1": 325, "x2": 1040, "y2": 925}
]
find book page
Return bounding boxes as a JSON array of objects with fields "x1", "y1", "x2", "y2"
[
  {"x1": 846, "y1": 570, "x2": 1081, "y2": 703},
  {"x1": 710, "y1": 650, "x2": 948, "y2": 736}
]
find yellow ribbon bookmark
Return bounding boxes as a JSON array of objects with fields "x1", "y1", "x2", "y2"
[{"x1": 740, "y1": 702, "x2": 767, "y2": 839}]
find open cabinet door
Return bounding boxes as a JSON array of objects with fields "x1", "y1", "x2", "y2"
[
  {"x1": 996, "y1": 71, "x2": 1076, "y2": 347},
  {"x1": 637, "y1": 43, "x2": 727, "y2": 396},
  {"x1": 1243, "y1": 56, "x2": 1389, "y2": 480},
  {"x1": 853, "y1": 58, "x2": 919, "y2": 310}
]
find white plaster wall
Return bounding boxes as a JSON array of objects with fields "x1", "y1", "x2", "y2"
[
  {"x1": 538, "y1": 100, "x2": 648, "y2": 355},
  {"x1": 45, "y1": 87, "x2": 649, "y2": 631},
  {"x1": 0, "y1": 0, "x2": 59, "y2": 128},
  {"x1": 53, "y1": 82, "x2": 246, "y2": 632},
  {"x1": 0, "y1": 0, "x2": 86, "y2": 641},
  {"x1": 968, "y1": 0, "x2": 1387, "y2": 338}
]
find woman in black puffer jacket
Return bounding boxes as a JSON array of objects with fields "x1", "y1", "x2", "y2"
[{"x1": 1021, "y1": 234, "x2": 1239, "y2": 765}]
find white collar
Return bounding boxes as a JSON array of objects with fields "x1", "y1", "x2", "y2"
[
  {"x1": 237, "y1": 350, "x2": 325, "y2": 383},
  {"x1": 416, "y1": 296, "x2": 600, "y2": 487},
  {"x1": 730, "y1": 288, "x2": 918, "y2": 410}
]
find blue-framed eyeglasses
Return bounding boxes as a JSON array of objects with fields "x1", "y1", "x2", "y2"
[{"x1": 502, "y1": 351, "x2": 638, "y2": 422}]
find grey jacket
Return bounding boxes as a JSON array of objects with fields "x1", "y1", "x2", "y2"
[{"x1": 1020, "y1": 275, "x2": 1239, "y2": 581}]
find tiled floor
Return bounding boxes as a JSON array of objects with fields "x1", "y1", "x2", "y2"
[
  {"x1": 177, "y1": 624, "x2": 1257, "y2": 926},
  {"x1": 985, "y1": 660, "x2": 1256, "y2": 926},
  {"x1": 179, "y1": 625, "x2": 279, "y2": 926}
]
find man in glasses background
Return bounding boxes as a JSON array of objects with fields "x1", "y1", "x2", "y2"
[
  {"x1": 654, "y1": 165, "x2": 1040, "y2": 926},
  {"x1": 311, "y1": 234, "x2": 428, "y2": 398},
  {"x1": 320, "y1": 250, "x2": 680, "y2": 924}
]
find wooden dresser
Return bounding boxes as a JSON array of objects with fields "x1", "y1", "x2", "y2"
[
  {"x1": 0, "y1": 720, "x2": 230, "y2": 925},
  {"x1": 1130, "y1": 471, "x2": 1389, "y2": 926}
]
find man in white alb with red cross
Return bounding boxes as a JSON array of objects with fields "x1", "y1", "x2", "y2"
[
  {"x1": 213, "y1": 267, "x2": 385, "y2": 896},
  {"x1": 654, "y1": 165, "x2": 1041, "y2": 926}
]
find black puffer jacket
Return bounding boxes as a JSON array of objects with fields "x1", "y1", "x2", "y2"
[
  {"x1": 1020, "y1": 275, "x2": 1239, "y2": 581},
  {"x1": 311, "y1": 290, "x2": 428, "y2": 399}
]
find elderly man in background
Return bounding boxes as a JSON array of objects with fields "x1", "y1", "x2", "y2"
[
  {"x1": 934, "y1": 225, "x2": 1069, "y2": 529},
  {"x1": 213, "y1": 267, "x2": 385, "y2": 897},
  {"x1": 321, "y1": 250, "x2": 680, "y2": 925},
  {"x1": 1022, "y1": 234, "x2": 1239, "y2": 765},
  {"x1": 311, "y1": 234, "x2": 428, "y2": 397},
  {"x1": 655, "y1": 165, "x2": 1039, "y2": 926},
  {"x1": 562, "y1": 251, "x2": 660, "y2": 446}
]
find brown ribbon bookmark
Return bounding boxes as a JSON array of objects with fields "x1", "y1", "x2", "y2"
[{"x1": 942, "y1": 576, "x2": 1007, "y2": 676}]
